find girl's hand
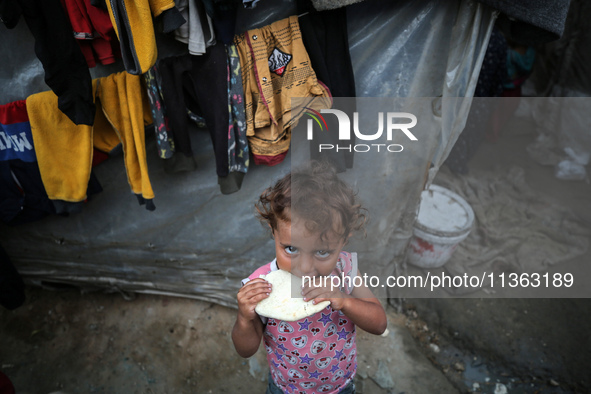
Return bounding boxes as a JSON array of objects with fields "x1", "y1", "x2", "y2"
[
  {"x1": 233, "y1": 278, "x2": 269, "y2": 358},
  {"x1": 301, "y1": 278, "x2": 349, "y2": 311},
  {"x1": 236, "y1": 278, "x2": 272, "y2": 322}
]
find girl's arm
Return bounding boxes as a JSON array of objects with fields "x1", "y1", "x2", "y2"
[
  {"x1": 339, "y1": 285, "x2": 387, "y2": 335},
  {"x1": 303, "y1": 270, "x2": 387, "y2": 335},
  {"x1": 232, "y1": 278, "x2": 271, "y2": 358}
]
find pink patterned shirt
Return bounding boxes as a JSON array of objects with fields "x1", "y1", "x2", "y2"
[{"x1": 244, "y1": 251, "x2": 358, "y2": 394}]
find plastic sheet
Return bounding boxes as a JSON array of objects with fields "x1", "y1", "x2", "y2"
[
  {"x1": 522, "y1": 1, "x2": 591, "y2": 180},
  {"x1": 519, "y1": 96, "x2": 591, "y2": 181},
  {"x1": 0, "y1": 0, "x2": 495, "y2": 306}
]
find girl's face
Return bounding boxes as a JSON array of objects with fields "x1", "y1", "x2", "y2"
[{"x1": 272, "y1": 216, "x2": 347, "y2": 278}]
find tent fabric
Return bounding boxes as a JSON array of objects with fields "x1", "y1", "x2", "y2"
[
  {"x1": 0, "y1": 0, "x2": 496, "y2": 306},
  {"x1": 309, "y1": 0, "x2": 366, "y2": 11},
  {"x1": 477, "y1": 0, "x2": 571, "y2": 44}
]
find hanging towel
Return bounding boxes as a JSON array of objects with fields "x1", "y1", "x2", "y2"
[
  {"x1": 26, "y1": 90, "x2": 94, "y2": 203},
  {"x1": 96, "y1": 71, "x2": 155, "y2": 207},
  {"x1": 26, "y1": 71, "x2": 155, "y2": 211},
  {"x1": 92, "y1": 101, "x2": 122, "y2": 154},
  {"x1": 105, "y1": 0, "x2": 157, "y2": 75}
]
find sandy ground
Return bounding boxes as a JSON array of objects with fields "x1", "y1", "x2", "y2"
[
  {"x1": 1, "y1": 112, "x2": 591, "y2": 394},
  {"x1": 0, "y1": 288, "x2": 461, "y2": 394}
]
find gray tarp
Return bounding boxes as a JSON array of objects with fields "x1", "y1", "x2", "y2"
[{"x1": 0, "y1": 0, "x2": 495, "y2": 306}]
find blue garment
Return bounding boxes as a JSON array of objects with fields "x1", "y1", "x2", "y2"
[
  {"x1": 0, "y1": 118, "x2": 35, "y2": 163},
  {"x1": 504, "y1": 46, "x2": 535, "y2": 89},
  {"x1": 0, "y1": 100, "x2": 55, "y2": 224}
]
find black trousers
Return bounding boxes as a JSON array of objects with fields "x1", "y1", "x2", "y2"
[{"x1": 158, "y1": 42, "x2": 230, "y2": 179}]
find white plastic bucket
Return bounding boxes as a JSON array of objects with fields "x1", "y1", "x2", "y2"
[{"x1": 408, "y1": 184, "x2": 474, "y2": 269}]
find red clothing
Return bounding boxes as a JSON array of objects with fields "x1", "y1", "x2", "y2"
[{"x1": 60, "y1": 0, "x2": 121, "y2": 67}]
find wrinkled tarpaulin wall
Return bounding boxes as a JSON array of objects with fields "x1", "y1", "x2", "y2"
[{"x1": 0, "y1": 0, "x2": 495, "y2": 307}]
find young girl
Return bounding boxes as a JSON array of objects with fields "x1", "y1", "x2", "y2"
[{"x1": 232, "y1": 161, "x2": 387, "y2": 394}]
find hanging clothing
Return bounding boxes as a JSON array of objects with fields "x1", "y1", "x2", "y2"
[
  {"x1": 59, "y1": 0, "x2": 121, "y2": 68},
  {"x1": 26, "y1": 71, "x2": 156, "y2": 212},
  {"x1": 0, "y1": 0, "x2": 95, "y2": 126},
  {"x1": 90, "y1": 0, "x2": 108, "y2": 10},
  {"x1": 200, "y1": 0, "x2": 261, "y2": 45},
  {"x1": 144, "y1": 65, "x2": 175, "y2": 159},
  {"x1": 504, "y1": 46, "x2": 535, "y2": 91},
  {"x1": 104, "y1": 0, "x2": 185, "y2": 75},
  {"x1": 0, "y1": 100, "x2": 56, "y2": 224},
  {"x1": 155, "y1": 42, "x2": 248, "y2": 193},
  {"x1": 201, "y1": 0, "x2": 239, "y2": 45},
  {"x1": 158, "y1": 42, "x2": 243, "y2": 193},
  {"x1": 0, "y1": 100, "x2": 103, "y2": 220},
  {"x1": 217, "y1": 43, "x2": 249, "y2": 194},
  {"x1": 226, "y1": 43, "x2": 249, "y2": 176},
  {"x1": 174, "y1": 0, "x2": 216, "y2": 55},
  {"x1": 234, "y1": 15, "x2": 333, "y2": 166},
  {"x1": 0, "y1": 100, "x2": 35, "y2": 164},
  {"x1": 0, "y1": 159, "x2": 59, "y2": 224}
]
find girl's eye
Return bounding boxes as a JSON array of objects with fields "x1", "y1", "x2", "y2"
[
  {"x1": 316, "y1": 250, "x2": 330, "y2": 258},
  {"x1": 285, "y1": 246, "x2": 297, "y2": 255}
]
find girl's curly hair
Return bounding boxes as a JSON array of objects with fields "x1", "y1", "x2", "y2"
[{"x1": 256, "y1": 160, "x2": 367, "y2": 241}]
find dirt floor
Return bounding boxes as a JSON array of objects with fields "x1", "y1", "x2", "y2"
[
  {"x1": 1, "y1": 112, "x2": 591, "y2": 394},
  {"x1": 0, "y1": 289, "x2": 459, "y2": 394},
  {"x1": 406, "y1": 111, "x2": 591, "y2": 393}
]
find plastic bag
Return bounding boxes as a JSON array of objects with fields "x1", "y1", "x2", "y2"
[{"x1": 554, "y1": 147, "x2": 589, "y2": 181}]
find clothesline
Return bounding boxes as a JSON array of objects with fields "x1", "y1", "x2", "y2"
[{"x1": 0, "y1": 5, "x2": 357, "y2": 224}]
